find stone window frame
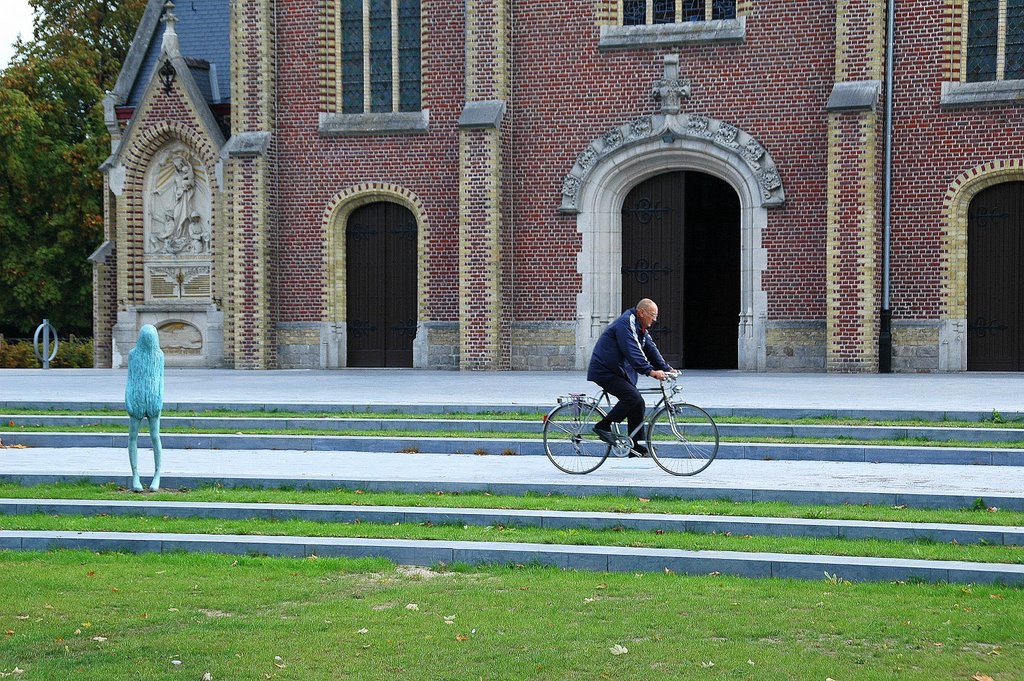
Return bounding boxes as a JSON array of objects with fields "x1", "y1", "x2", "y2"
[
  {"x1": 938, "y1": 159, "x2": 1024, "y2": 371},
  {"x1": 322, "y1": 183, "x2": 430, "y2": 367},
  {"x1": 941, "y1": 0, "x2": 1024, "y2": 107},
  {"x1": 566, "y1": 118, "x2": 775, "y2": 371},
  {"x1": 320, "y1": 0, "x2": 428, "y2": 136},
  {"x1": 598, "y1": 0, "x2": 748, "y2": 49}
]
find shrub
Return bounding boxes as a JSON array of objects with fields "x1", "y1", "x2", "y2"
[{"x1": 0, "y1": 335, "x2": 94, "y2": 368}]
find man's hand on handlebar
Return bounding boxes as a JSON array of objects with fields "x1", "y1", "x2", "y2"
[{"x1": 649, "y1": 369, "x2": 680, "y2": 381}]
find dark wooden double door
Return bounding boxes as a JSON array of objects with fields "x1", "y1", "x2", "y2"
[
  {"x1": 621, "y1": 171, "x2": 740, "y2": 369},
  {"x1": 346, "y1": 202, "x2": 417, "y2": 367},
  {"x1": 968, "y1": 182, "x2": 1024, "y2": 371}
]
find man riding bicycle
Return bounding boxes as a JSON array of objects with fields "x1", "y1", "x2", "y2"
[{"x1": 587, "y1": 298, "x2": 674, "y2": 457}]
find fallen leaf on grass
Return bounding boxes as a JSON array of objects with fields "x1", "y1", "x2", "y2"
[
  {"x1": 972, "y1": 674, "x2": 995, "y2": 681},
  {"x1": 455, "y1": 634, "x2": 469, "y2": 642},
  {"x1": 405, "y1": 603, "x2": 419, "y2": 611},
  {"x1": 700, "y1": 661, "x2": 715, "y2": 669},
  {"x1": 609, "y1": 644, "x2": 628, "y2": 656},
  {"x1": 357, "y1": 628, "x2": 369, "y2": 634},
  {"x1": 91, "y1": 637, "x2": 107, "y2": 642},
  {"x1": 202, "y1": 673, "x2": 213, "y2": 681}
]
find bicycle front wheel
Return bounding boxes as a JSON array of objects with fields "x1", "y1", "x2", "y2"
[
  {"x1": 543, "y1": 402, "x2": 611, "y2": 474},
  {"x1": 647, "y1": 403, "x2": 719, "y2": 476}
]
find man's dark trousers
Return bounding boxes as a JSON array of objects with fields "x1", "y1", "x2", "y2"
[{"x1": 594, "y1": 375, "x2": 645, "y2": 441}]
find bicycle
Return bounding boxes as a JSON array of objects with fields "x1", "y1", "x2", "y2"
[{"x1": 542, "y1": 372, "x2": 719, "y2": 476}]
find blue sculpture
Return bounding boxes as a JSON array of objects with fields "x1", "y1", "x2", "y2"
[{"x1": 125, "y1": 325, "x2": 164, "y2": 491}]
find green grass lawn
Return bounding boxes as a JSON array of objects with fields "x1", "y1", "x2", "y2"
[
  {"x1": 4, "y1": 422, "x2": 1024, "y2": 449},
  {"x1": 1, "y1": 551, "x2": 1021, "y2": 680},
  {"x1": 3, "y1": 482, "x2": 1023, "y2": 526},
  {"x1": 2, "y1": 405, "x2": 1023, "y2": 427},
  {"x1": 2, "y1": 513, "x2": 1022, "y2": 564}
]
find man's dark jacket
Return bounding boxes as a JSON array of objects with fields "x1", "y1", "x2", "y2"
[{"x1": 587, "y1": 307, "x2": 671, "y2": 384}]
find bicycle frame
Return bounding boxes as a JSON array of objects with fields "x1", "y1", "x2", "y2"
[{"x1": 593, "y1": 375, "x2": 684, "y2": 451}]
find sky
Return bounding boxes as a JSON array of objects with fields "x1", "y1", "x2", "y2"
[{"x1": 1, "y1": 0, "x2": 34, "y2": 69}]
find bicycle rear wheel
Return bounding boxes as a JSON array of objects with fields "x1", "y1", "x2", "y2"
[
  {"x1": 647, "y1": 403, "x2": 719, "y2": 476},
  {"x1": 543, "y1": 401, "x2": 611, "y2": 474}
]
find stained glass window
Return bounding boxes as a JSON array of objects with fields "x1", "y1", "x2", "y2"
[
  {"x1": 338, "y1": 0, "x2": 421, "y2": 113},
  {"x1": 341, "y1": 0, "x2": 363, "y2": 113},
  {"x1": 369, "y1": 0, "x2": 392, "y2": 112},
  {"x1": 712, "y1": 0, "x2": 735, "y2": 20},
  {"x1": 967, "y1": 0, "x2": 998, "y2": 81},
  {"x1": 621, "y1": 0, "x2": 735, "y2": 25},
  {"x1": 682, "y1": 0, "x2": 703, "y2": 21},
  {"x1": 623, "y1": 0, "x2": 646, "y2": 25},
  {"x1": 653, "y1": 0, "x2": 675, "y2": 24},
  {"x1": 398, "y1": 0, "x2": 421, "y2": 111},
  {"x1": 1006, "y1": 0, "x2": 1024, "y2": 80}
]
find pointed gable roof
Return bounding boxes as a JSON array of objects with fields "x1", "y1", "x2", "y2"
[{"x1": 104, "y1": 0, "x2": 230, "y2": 130}]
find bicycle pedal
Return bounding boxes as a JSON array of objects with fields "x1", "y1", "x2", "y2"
[{"x1": 610, "y1": 435, "x2": 632, "y2": 457}]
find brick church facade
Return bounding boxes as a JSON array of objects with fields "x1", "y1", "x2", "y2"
[{"x1": 92, "y1": 0, "x2": 1024, "y2": 372}]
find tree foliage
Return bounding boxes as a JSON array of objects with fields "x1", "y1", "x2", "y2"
[{"x1": 0, "y1": 0, "x2": 145, "y2": 337}]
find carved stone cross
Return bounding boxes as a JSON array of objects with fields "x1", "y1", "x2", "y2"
[{"x1": 651, "y1": 55, "x2": 690, "y2": 115}]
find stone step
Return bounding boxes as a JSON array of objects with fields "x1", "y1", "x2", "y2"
[
  {"x1": 2, "y1": 529, "x2": 1020, "y2": 585},
  {"x1": 4, "y1": 414, "x2": 1023, "y2": 443},
  {"x1": 3, "y1": 498, "x2": 1020, "y2": 545},
  {"x1": 0, "y1": 401, "x2": 1016, "y2": 423},
  {"x1": 2, "y1": 431, "x2": 1022, "y2": 466}
]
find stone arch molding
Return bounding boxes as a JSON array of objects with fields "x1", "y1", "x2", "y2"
[
  {"x1": 559, "y1": 113, "x2": 785, "y2": 214},
  {"x1": 322, "y1": 183, "x2": 430, "y2": 368},
  {"x1": 940, "y1": 159, "x2": 1024, "y2": 371},
  {"x1": 566, "y1": 113, "x2": 783, "y2": 371}
]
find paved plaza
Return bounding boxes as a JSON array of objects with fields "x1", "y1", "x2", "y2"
[{"x1": 2, "y1": 368, "x2": 1024, "y2": 415}]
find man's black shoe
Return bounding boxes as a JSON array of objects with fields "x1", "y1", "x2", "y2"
[
  {"x1": 592, "y1": 426, "x2": 618, "y2": 445},
  {"x1": 629, "y1": 442, "x2": 648, "y2": 458}
]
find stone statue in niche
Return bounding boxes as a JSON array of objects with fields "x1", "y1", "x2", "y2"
[{"x1": 150, "y1": 154, "x2": 209, "y2": 255}]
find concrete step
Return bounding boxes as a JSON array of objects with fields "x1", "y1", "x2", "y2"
[
  {"x1": 2, "y1": 529, "x2": 1020, "y2": 585},
  {"x1": 3, "y1": 498, "x2": 1021, "y2": 545},
  {"x1": 2, "y1": 431, "x2": 1023, "y2": 466},
  {"x1": 1, "y1": 400, "x2": 1017, "y2": 423},
  {"x1": 4, "y1": 414, "x2": 1023, "y2": 443}
]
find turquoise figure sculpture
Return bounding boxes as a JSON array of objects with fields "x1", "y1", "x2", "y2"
[{"x1": 125, "y1": 325, "x2": 164, "y2": 491}]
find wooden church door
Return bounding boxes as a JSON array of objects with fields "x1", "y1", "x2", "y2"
[
  {"x1": 621, "y1": 171, "x2": 740, "y2": 369},
  {"x1": 346, "y1": 202, "x2": 417, "y2": 367},
  {"x1": 968, "y1": 182, "x2": 1024, "y2": 371}
]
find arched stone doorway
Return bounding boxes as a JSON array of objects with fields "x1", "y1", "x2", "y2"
[
  {"x1": 620, "y1": 171, "x2": 740, "y2": 368},
  {"x1": 968, "y1": 181, "x2": 1024, "y2": 371},
  {"x1": 345, "y1": 201, "x2": 418, "y2": 367},
  {"x1": 563, "y1": 113, "x2": 783, "y2": 371}
]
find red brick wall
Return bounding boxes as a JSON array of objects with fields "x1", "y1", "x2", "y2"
[
  {"x1": 264, "y1": 0, "x2": 1024, "y2": 336},
  {"x1": 273, "y1": 0, "x2": 464, "y2": 324},
  {"x1": 888, "y1": 2, "x2": 1024, "y2": 321},
  {"x1": 507, "y1": 1, "x2": 836, "y2": 323}
]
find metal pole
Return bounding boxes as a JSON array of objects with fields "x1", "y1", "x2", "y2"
[{"x1": 879, "y1": 0, "x2": 896, "y2": 373}]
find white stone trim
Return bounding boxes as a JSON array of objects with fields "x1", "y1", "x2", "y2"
[{"x1": 571, "y1": 135, "x2": 770, "y2": 371}]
